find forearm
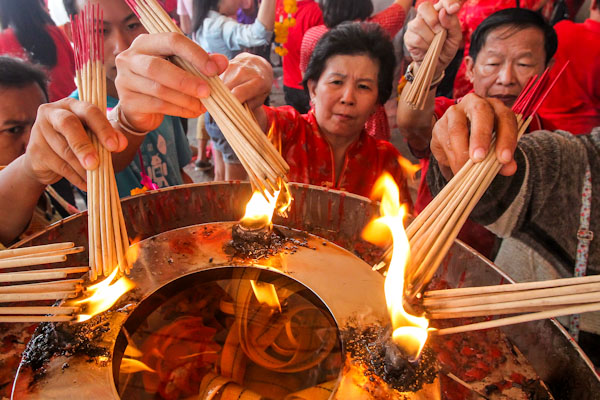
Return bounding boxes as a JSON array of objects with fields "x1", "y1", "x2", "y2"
[
  {"x1": 256, "y1": 0, "x2": 276, "y2": 31},
  {"x1": 0, "y1": 156, "x2": 47, "y2": 245},
  {"x1": 180, "y1": 14, "x2": 191, "y2": 35},
  {"x1": 396, "y1": 83, "x2": 437, "y2": 152}
]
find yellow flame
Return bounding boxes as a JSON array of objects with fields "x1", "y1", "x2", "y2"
[
  {"x1": 240, "y1": 190, "x2": 280, "y2": 230},
  {"x1": 250, "y1": 280, "x2": 282, "y2": 312},
  {"x1": 276, "y1": 181, "x2": 293, "y2": 215},
  {"x1": 362, "y1": 173, "x2": 428, "y2": 361},
  {"x1": 73, "y1": 267, "x2": 135, "y2": 322},
  {"x1": 398, "y1": 156, "x2": 421, "y2": 181},
  {"x1": 120, "y1": 358, "x2": 156, "y2": 374}
]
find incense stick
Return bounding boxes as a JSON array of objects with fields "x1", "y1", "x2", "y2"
[
  {"x1": 433, "y1": 302, "x2": 600, "y2": 336},
  {"x1": 124, "y1": 0, "x2": 289, "y2": 198},
  {"x1": 0, "y1": 242, "x2": 75, "y2": 259},
  {"x1": 72, "y1": 5, "x2": 130, "y2": 279}
]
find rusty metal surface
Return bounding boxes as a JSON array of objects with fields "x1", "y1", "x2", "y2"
[{"x1": 9, "y1": 182, "x2": 600, "y2": 399}]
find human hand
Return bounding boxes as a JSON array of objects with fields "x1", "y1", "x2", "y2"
[
  {"x1": 115, "y1": 32, "x2": 228, "y2": 132},
  {"x1": 22, "y1": 98, "x2": 127, "y2": 191},
  {"x1": 221, "y1": 53, "x2": 273, "y2": 114},
  {"x1": 404, "y1": 0, "x2": 462, "y2": 78},
  {"x1": 430, "y1": 93, "x2": 518, "y2": 179}
]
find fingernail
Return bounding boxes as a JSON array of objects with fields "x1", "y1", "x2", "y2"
[
  {"x1": 449, "y1": 3, "x2": 460, "y2": 11},
  {"x1": 473, "y1": 148, "x2": 485, "y2": 161},
  {"x1": 500, "y1": 149, "x2": 512, "y2": 163},
  {"x1": 106, "y1": 138, "x2": 118, "y2": 152},
  {"x1": 205, "y1": 60, "x2": 218, "y2": 75},
  {"x1": 83, "y1": 154, "x2": 98, "y2": 170}
]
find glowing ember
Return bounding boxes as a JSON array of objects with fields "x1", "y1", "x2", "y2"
[
  {"x1": 240, "y1": 190, "x2": 280, "y2": 230},
  {"x1": 250, "y1": 280, "x2": 282, "y2": 312},
  {"x1": 363, "y1": 173, "x2": 429, "y2": 361},
  {"x1": 72, "y1": 267, "x2": 135, "y2": 322}
]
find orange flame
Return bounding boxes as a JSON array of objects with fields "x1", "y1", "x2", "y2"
[
  {"x1": 120, "y1": 357, "x2": 156, "y2": 374},
  {"x1": 362, "y1": 173, "x2": 428, "y2": 361},
  {"x1": 250, "y1": 280, "x2": 282, "y2": 312},
  {"x1": 240, "y1": 190, "x2": 281, "y2": 230},
  {"x1": 398, "y1": 156, "x2": 421, "y2": 181},
  {"x1": 72, "y1": 267, "x2": 135, "y2": 322}
]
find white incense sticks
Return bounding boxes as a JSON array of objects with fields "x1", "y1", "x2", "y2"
[
  {"x1": 72, "y1": 5, "x2": 130, "y2": 280},
  {"x1": 124, "y1": 0, "x2": 289, "y2": 198}
]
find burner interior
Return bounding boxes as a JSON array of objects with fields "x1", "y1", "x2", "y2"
[{"x1": 113, "y1": 267, "x2": 343, "y2": 400}]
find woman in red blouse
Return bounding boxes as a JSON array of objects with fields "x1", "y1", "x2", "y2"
[
  {"x1": 0, "y1": 0, "x2": 75, "y2": 102},
  {"x1": 254, "y1": 22, "x2": 412, "y2": 205}
]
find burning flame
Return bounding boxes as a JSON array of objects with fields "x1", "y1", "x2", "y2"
[
  {"x1": 73, "y1": 267, "x2": 135, "y2": 322},
  {"x1": 398, "y1": 156, "x2": 421, "y2": 181},
  {"x1": 250, "y1": 280, "x2": 282, "y2": 312},
  {"x1": 362, "y1": 173, "x2": 429, "y2": 361},
  {"x1": 120, "y1": 357, "x2": 156, "y2": 374},
  {"x1": 240, "y1": 190, "x2": 280, "y2": 230}
]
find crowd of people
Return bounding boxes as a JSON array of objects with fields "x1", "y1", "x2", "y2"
[{"x1": 0, "y1": 0, "x2": 598, "y2": 362}]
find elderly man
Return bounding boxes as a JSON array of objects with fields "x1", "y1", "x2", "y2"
[{"x1": 396, "y1": 4, "x2": 558, "y2": 258}]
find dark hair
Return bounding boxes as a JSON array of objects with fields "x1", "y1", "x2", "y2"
[
  {"x1": 63, "y1": 0, "x2": 78, "y2": 18},
  {"x1": 192, "y1": 0, "x2": 220, "y2": 32},
  {"x1": 319, "y1": 0, "x2": 374, "y2": 28},
  {"x1": 0, "y1": 56, "x2": 49, "y2": 101},
  {"x1": 469, "y1": 8, "x2": 557, "y2": 65},
  {"x1": 0, "y1": 0, "x2": 57, "y2": 67},
  {"x1": 303, "y1": 22, "x2": 395, "y2": 105}
]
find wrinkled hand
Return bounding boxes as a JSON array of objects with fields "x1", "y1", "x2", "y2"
[
  {"x1": 404, "y1": 0, "x2": 462, "y2": 78},
  {"x1": 22, "y1": 98, "x2": 128, "y2": 190},
  {"x1": 221, "y1": 53, "x2": 273, "y2": 113},
  {"x1": 115, "y1": 32, "x2": 228, "y2": 132},
  {"x1": 431, "y1": 93, "x2": 518, "y2": 179}
]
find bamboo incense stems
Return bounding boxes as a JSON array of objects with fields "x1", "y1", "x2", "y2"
[{"x1": 72, "y1": 5, "x2": 130, "y2": 280}]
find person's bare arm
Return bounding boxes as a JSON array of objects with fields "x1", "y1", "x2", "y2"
[
  {"x1": 180, "y1": 14, "x2": 191, "y2": 35},
  {"x1": 256, "y1": 0, "x2": 276, "y2": 31},
  {"x1": 396, "y1": 0, "x2": 462, "y2": 153}
]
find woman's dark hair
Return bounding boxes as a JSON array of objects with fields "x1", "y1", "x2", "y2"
[
  {"x1": 0, "y1": 56, "x2": 49, "y2": 101},
  {"x1": 0, "y1": 0, "x2": 57, "y2": 67},
  {"x1": 192, "y1": 0, "x2": 221, "y2": 32},
  {"x1": 319, "y1": 0, "x2": 374, "y2": 28},
  {"x1": 469, "y1": 8, "x2": 557, "y2": 65},
  {"x1": 303, "y1": 22, "x2": 395, "y2": 105},
  {"x1": 63, "y1": 0, "x2": 78, "y2": 18}
]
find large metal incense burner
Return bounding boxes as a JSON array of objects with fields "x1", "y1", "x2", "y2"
[{"x1": 10, "y1": 182, "x2": 600, "y2": 399}]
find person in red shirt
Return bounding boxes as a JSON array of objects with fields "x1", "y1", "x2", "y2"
[
  {"x1": 537, "y1": 0, "x2": 600, "y2": 135},
  {"x1": 0, "y1": 0, "x2": 76, "y2": 102},
  {"x1": 397, "y1": 4, "x2": 557, "y2": 257},
  {"x1": 277, "y1": 0, "x2": 323, "y2": 114},
  {"x1": 256, "y1": 22, "x2": 412, "y2": 203},
  {"x1": 299, "y1": 0, "x2": 410, "y2": 141}
]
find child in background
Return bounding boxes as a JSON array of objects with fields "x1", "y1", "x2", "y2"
[{"x1": 191, "y1": 0, "x2": 276, "y2": 181}]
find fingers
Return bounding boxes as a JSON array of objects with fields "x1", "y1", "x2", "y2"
[
  {"x1": 461, "y1": 95, "x2": 495, "y2": 162},
  {"x1": 223, "y1": 53, "x2": 273, "y2": 109},
  {"x1": 488, "y1": 98, "x2": 518, "y2": 176},
  {"x1": 444, "y1": 104, "x2": 471, "y2": 173},
  {"x1": 128, "y1": 33, "x2": 221, "y2": 78}
]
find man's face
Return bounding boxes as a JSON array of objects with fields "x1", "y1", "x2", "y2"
[
  {"x1": 465, "y1": 26, "x2": 548, "y2": 107},
  {"x1": 0, "y1": 84, "x2": 46, "y2": 165},
  {"x1": 83, "y1": 0, "x2": 147, "y2": 83}
]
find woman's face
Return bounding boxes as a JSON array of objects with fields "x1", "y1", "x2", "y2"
[{"x1": 307, "y1": 54, "x2": 379, "y2": 142}]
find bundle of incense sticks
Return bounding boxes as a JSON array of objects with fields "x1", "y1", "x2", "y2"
[
  {"x1": 72, "y1": 5, "x2": 130, "y2": 280},
  {"x1": 124, "y1": 0, "x2": 289, "y2": 198},
  {"x1": 0, "y1": 242, "x2": 90, "y2": 322},
  {"x1": 402, "y1": 2, "x2": 448, "y2": 110},
  {"x1": 401, "y1": 63, "x2": 569, "y2": 300}
]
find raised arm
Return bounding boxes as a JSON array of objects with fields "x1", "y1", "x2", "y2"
[{"x1": 396, "y1": 0, "x2": 462, "y2": 153}]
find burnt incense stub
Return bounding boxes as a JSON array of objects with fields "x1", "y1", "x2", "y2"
[
  {"x1": 342, "y1": 324, "x2": 437, "y2": 394},
  {"x1": 228, "y1": 223, "x2": 311, "y2": 260}
]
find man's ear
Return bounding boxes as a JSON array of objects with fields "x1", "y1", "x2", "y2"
[{"x1": 465, "y1": 56, "x2": 475, "y2": 83}]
